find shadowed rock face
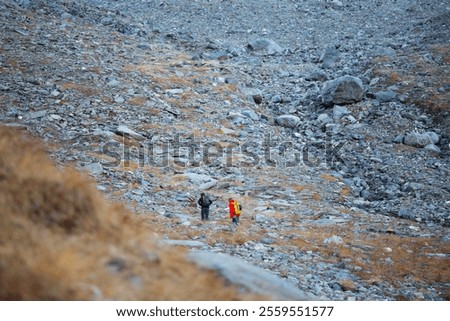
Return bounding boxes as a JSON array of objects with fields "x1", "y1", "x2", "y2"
[{"x1": 188, "y1": 251, "x2": 318, "y2": 300}]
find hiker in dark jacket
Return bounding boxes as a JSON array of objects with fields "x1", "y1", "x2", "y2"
[{"x1": 198, "y1": 192, "x2": 212, "y2": 221}]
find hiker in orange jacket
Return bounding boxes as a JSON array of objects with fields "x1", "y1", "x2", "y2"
[{"x1": 228, "y1": 198, "x2": 241, "y2": 226}]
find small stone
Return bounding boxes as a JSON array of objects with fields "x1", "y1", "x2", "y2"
[
  {"x1": 220, "y1": 127, "x2": 237, "y2": 135},
  {"x1": 114, "y1": 95, "x2": 124, "y2": 103},
  {"x1": 49, "y1": 114, "x2": 62, "y2": 120},
  {"x1": 106, "y1": 78, "x2": 118, "y2": 86},
  {"x1": 271, "y1": 94, "x2": 282, "y2": 103},
  {"x1": 374, "y1": 90, "x2": 397, "y2": 102},
  {"x1": 276, "y1": 115, "x2": 301, "y2": 128},
  {"x1": 323, "y1": 235, "x2": 343, "y2": 245},
  {"x1": 27, "y1": 110, "x2": 47, "y2": 119},
  {"x1": 338, "y1": 279, "x2": 357, "y2": 292},
  {"x1": 83, "y1": 163, "x2": 103, "y2": 175},
  {"x1": 393, "y1": 135, "x2": 404, "y2": 144},
  {"x1": 106, "y1": 258, "x2": 126, "y2": 273},
  {"x1": 306, "y1": 70, "x2": 329, "y2": 82},
  {"x1": 241, "y1": 110, "x2": 260, "y2": 121},
  {"x1": 398, "y1": 207, "x2": 415, "y2": 220},
  {"x1": 252, "y1": 94, "x2": 263, "y2": 104},
  {"x1": 402, "y1": 182, "x2": 424, "y2": 193},
  {"x1": 208, "y1": 51, "x2": 230, "y2": 60},
  {"x1": 261, "y1": 238, "x2": 276, "y2": 245},
  {"x1": 320, "y1": 47, "x2": 339, "y2": 68},
  {"x1": 115, "y1": 125, "x2": 146, "y2": 140},
  {"x1": 333, "y1": 105, "x2": 350, "y2": 120},
  {"x1": 165, "y1": 88, "x2": 184, "y2": 94},
  {"x1": 317, "y1": 113, "x2": 332, "y2": 125},
  {"x1": 164, "y1": 240, "x2": 206, "y2": 247}
]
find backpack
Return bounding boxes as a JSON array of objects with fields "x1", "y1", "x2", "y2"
[
  {"x1": 199, "y1": 195, "x2": 212, "y2": 207},
  {"x1": 234, "y1": 201, "x2": 241, "y2": 215}
]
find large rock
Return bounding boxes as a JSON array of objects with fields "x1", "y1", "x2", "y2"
[
  {"x1": 403, "y1": 131, "x2": 440, "y2": 147},
  {"x1": 247, "y1": 39, "x2": 283, "y2": 55},
  {"x1": 183, "y1": 173, "x2": 215, "y2": 185},
  {"x1": 319, "y1": 47, "x2": 339, "y2": 69},
  {"x1": 374, "y1": 90, "x2": 397, "y2": 102},
  {"x1": 188, "y1": 251, "x2": 317, "y2": 300},
  {"x1": 322, "y1": 76, "x2": 365, "y2": 106},
  {"x1": 164, "y1": 240, "x2": 207, "y2": 248},
  {"x1": 332, "y1": 105, "x2": 350, "y2": 120},
  {"x1": 115, "y1": 125, "x2": 146, "y2": 140},
  {"x1": 276, "y1": 115, "x2": 300, "y2": 128},
  {"x1": 83, "y1": 162, "x2": 103, "y2": 176}
]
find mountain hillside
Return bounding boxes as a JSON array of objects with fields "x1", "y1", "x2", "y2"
[{"x1": 0, "y1": 0, "x2": 449, "y2": 300}]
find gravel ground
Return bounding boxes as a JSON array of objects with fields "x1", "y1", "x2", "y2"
[{"x1": 1, "y1": 0, "x2": 449, "y2": 300}]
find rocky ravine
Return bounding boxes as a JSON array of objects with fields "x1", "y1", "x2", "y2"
[{"x1": 0, "y1": 0, "x2": 449, "y2": 300}]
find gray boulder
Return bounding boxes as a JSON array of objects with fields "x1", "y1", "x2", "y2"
[
  {"x1": 306, "y1": 70, "x2": 329, "y2": 82},
  {"x1": 322, "y1": 76, "x2": 365, "y2": 106},
  {"x1": 333, "y1": 105, "x2": 350, "y2": 120},
  {"x1": 247, "y1": 39, "x2": 283, "y2": 55},
  {"x1": 323, "y1": 235, "x2": 344, "y2": 245},
  {"x1": 423, "y1": 144, "x2": 441, "y2": 153},
  {"x1": 374, "y1": 90, "x2": 397, "y2": 102},
  {"x1": 183, "y1": 173, "x2": 215, "y2": 185},
  {"x1": 115, "y1": 125, "x2": 146, "y2": 140},
  {"x1": 83, "y1": 162, "x2": 103, "y2": 176},
  {"x1": 319, "y1": 47, "x2": 339, "y2": 69},
  {"x1": 276, "y1": 115, "x2": 300, "y2": 128},
  {"x1": 403, "y1": 131, "x2": 440, "y2": 148},
  {"x1": 164, "y1": 240, "x2": 207, "y2": 248},
  {"x1": 188, "y1": 251, "x2": 317, "y2": 300},
  {"x1": 317, "y1": 113, "x2": 333, "y2": 125},
  {"x1": 241, "y1": 110, "x2": 260, "y2": 121}
]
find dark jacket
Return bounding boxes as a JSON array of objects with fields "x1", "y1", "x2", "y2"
[{"x1": 198, "y1": 195, "x2": 212, "y2": 208}]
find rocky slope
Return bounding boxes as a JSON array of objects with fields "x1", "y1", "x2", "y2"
[{"x1": 0, "y1": 0, "x2": 449, "y2": 300}]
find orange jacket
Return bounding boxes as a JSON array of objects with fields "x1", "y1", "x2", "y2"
[{"x1": 228, "y1": 199, "x2": 240, "y2": 218}]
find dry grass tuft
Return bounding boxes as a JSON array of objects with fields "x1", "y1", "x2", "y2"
[
  {"x1": 60, "y1": 82, "x2": 99, "y2": 97},
  {"x1": 320, "y1": 173, "x2": 339, "y2": 182},
  {"x1": 0, "y1": 126, "x2": 265, "y2": 300},
  {"x1": 286, "y1": 222, "x2": 450, "y2": 297},
  {"x1": 128, "y1": 96, "x2": 148, "y2": 106},
  {"x1": 370, "y1": 44, "x2": 450, "y2": 114}
]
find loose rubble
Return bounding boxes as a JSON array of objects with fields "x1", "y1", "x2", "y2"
[{"x1": 0, "y1": 0, "x2": 449, "y2": 300}]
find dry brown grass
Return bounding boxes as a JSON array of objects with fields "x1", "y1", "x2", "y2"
[
  {"x1": 339, "y1": 186, "x2": 352, "y2": 197},
  {"x1": 128, "y1": 96, "x2": 148, "y2": 106},
  {"x1": 371, "y1": 44, "x2": 450, "y2": 113},
  {"x1": 320, "y1": 173, "x2": 339, "y2": 182},
  {"x1": 284, "y1": 222, "x2": 450, "y2": 298},
  {"x1": 351, "y1": 234, "x2": 450, "y2": 285},
  {"x1": 312, "y1": 192, "x2": 322, "y2": 201},
  {"x1": 60, "y1": 82, "x2": 99, "y2": 97},
  {"x1": 0, "y1": 126, "x2": 266, "y2": 300},
  {"x1": 212, "y1": 83, "x2": 239, "y2": 94}
]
